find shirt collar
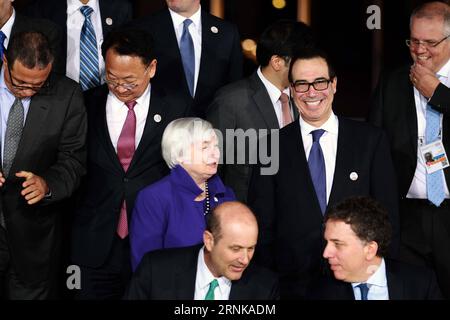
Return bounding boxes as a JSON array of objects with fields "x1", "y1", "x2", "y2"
[
  {"x1": 169, "y1": 5, "x2": 202, "y2": 31},
  {"x1": 67, "y1": 0, "x2": 100, "y2": 16},
  {"x1": 436, "y1": 58, "x2": 450, "y2": 80},
  {"x1": 257, "y1": 67, "x2": 290, "y2": 105},
  {"x1": 196, "y1": 246, "x2": 232, "y2": 293},
  {"x1": 352, "y1": 258, "x2": 387, "y2": 289},
  {"x1": 299, "y1": 111, "x2": 339, "y2": 137},
  {"x1": 1, "y1": 8, "x2": 15, "y2": 48}
]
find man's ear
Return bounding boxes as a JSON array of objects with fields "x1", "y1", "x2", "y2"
[
  {"x1": 365, "y1": 241, "x2": 379, "y2": 260},
  {"x1": 203, "y1": 230, "x2": 214, "y2": 251}
]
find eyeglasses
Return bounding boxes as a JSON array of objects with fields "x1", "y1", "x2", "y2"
[
  {"x1": 7, "y1": 63, "x2": 50, "y2": 92},
  {"x1": 291, "y1": 78, "x2": 333, "y2": 93},
  {"x1": 406, "y1": 35, "x2": 449, "y2": 49},
  {"x1": 104, "y1": 65, "x2": 151, "y2": 91}
]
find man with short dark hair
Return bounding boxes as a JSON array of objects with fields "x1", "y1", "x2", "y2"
[
  {"x1": 0, "y1": 31, "x2": 86, "y2": 299},
  {"x1": 71, "y1": 27, "x2": 190, "y2": 299},
  {"x1": 308, "y1": 196, "x2": 442, "y2": 300},
  {"x1": 207, "y1": 20, "x2": 314, "y2": 202},
  {"x1": 124, "y1": 201, "x2": 279, "y2": 300},
  {"x1": 248, "y1": 48, "x2": 399, "y2": 299}
]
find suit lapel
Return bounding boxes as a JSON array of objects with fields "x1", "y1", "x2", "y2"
[
  {"x1": 175, "y1": 246, "x2": 199, "y2": 299},
  {"x1": 386, "y1": 261, "x2": 404, "y2": 300},
  {"x1": 249, "y1": 73, "x2": 279, "y2": 129},
  {"x1": 229, "y1": 271, "x2": 251, "y2": 299},
  {"x1": 405, "y1": 82, "x2": 418, "y2": 165}
]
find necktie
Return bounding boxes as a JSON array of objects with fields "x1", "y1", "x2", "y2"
[
  {"x1": 204, "y1": 279, "x2": 219, "y2": 300},
  {"x1": 116, "y1": 100, "x2": 137, "y2": 239},
  {"x1": 357, "y1": 283, "x2": 369, "y2": 300},
  {"x1": 3, "y1": 98, "x2": 24, "y2": 178},
  {"x1": 79, "y1": 6, "x2": 100, "y2": 91},
  {"x1": 180, "y1": 19, "x2": 195, "y2": 97},
  {"x1": 308, "y1": 129, "x2": 327, "y2": 214},
  {"x1": 0, "y1": 31, "x2": 6, "y2": 60},
  {"x1": 425, "y1": 103, "x2": 445, "y2": 206},
  {"x1": 279, "y1": 93, "x2": 293, "y2": 128}
]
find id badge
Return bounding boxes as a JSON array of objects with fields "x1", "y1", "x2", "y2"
[{"x1": 420, "y1": 140, "x2": 450, "y2": 174}]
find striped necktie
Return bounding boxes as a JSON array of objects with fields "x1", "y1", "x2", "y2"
[{"x1": 79, "y1": 6, "x2": 100, "y2": 91}]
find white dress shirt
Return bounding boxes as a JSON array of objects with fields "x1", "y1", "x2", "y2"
[
  {"x1": 194, "y1": 247, "x2": 232, "y2": 300},
  {"x1": 66, "y1": 0, "x2": 105, "y2": 83},
  {"x1": 299, "y1": 112, "x2": 339, "y2": 203},
  {"x1": 0, "y1": 8, "x2": 15, "y2": 49},
  {"x1": 352, "y1": 258, "x2": 389, "y2": 300},
  {"x1": 169, "y1": 6, "x2": 202, "y2": 96},
  {"x1": 257, "y1": 67, "x2": 292, "y2": 128},
  {"x1": 106, "y1": 84, "x2": 151, "y2": 152},
  {"x1": 407, "y1": 58, "x2": 450, "y2": 199}
]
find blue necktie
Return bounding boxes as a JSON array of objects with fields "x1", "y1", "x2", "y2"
[
  {"x1": 0, "y1": 31, "x2": 6, "y2": 60},
  {"x1": 308, "y1": 129, "x2": 327, "y2": 214},
  {"x1": 79, "y1": 6, "x2": 100, "y2": 91},
  {"x1": 357, "y1": 283, "x2": 369, "y2": 300},
  {"x1": 425, "y1": 103, "x2": 445, "y2": 206},
  {"x1": 179, "y1": 19, "x2": 195, "y2": 97}
]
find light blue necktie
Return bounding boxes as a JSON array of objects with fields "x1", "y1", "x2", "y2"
[
  {"x1": 0, "y1": 31, "x2": 6, "y2": 60},
  {"x1": 308, "y1": 129, "x2": 327, "y2": 214},
  {"x1": 425, "y1": 103, "x2": 445, "y2": 206},
  {"x1": 357, "y1": 283, "x2": 369, "y2": 300},
  {"x1": 79, "y1": 6, "x2": 100, "y2": 91},
  {"x1": 179, "y1": 19, "x2": 195, "y2": 97}
]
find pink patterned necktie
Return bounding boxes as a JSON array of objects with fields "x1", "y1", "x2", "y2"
[
  {"x1": 116, "y1": 100, "x2": 137, "y2": 239},
  {"x1": 280, "y1": 92, "x2": 293, "y2": 127}
]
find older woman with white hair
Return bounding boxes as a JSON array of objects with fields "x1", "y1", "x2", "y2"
[{"x1": 130, "y1": 117, "x2": 235, "y2": 271}]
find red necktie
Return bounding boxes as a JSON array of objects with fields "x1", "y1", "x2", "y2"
[
  {"x1": 116, "y1": 100, "x2": 137, "y2": 239},
  {"x1": 280, "y1": 92, "x2": 293, "y2": 128}
]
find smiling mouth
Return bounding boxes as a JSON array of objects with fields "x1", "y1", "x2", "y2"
[{"x1": 304, "y1": 99, "x2": 323, "y2": 107}]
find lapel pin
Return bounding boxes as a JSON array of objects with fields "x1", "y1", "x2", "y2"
[
  {"x1": 106, "y1": 17, "x2": 113, "y2": 26},
  {"x1": 153, "y1": 114, "x2": 162, "y2": 123},
  {"x1": 350, "y1": 172, "x2": 358, "y2": 181},
  {"x1": 211, "y1": 26, "x2": 218, "y2": 34},
  {"x1": 214, "y1": 196, "x2": 218, "y2": 202}
]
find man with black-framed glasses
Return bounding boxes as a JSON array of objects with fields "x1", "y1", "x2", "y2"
[
  {"x1": 369, "y1": 1, "x2": 450, "y2": 298},
  {"x1": 248, "y1": 47, "x2": 399, "y2": 299},
  {"x1": 0, "y1": 31, "x2": 86, "y2": 299}
]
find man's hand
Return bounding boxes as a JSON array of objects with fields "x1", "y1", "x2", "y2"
[
  {"x1": 410, "y1": 62, "x2": 440, "y2": 99},
  {"x1": 0, "y1": 172, "x2": 5, "y2": 187},
  {"x1": 16, "y1": 171, "x2": 49, "y2": 205}
]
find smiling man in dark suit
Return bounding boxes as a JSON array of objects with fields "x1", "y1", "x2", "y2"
[
  {"x1": 125, "y1": 201, "x2": 279, "y2": 300},
  {"x1": 71, "y1": 27, "x2": 190, "y2": 300},
  {"x1": 369, "y1": 1, "x2": 450, "y2": 298},
  {"x1": 309, "y1": 196, "x2": 442, "y2": 300},
  {"x1": 248, "y1": 48, "x2": 399, "y2": 299},
  {"x1": 132, "y1": 0, "x2": 243, "y2": 118},
  {"x1": 0, "y1": 31, "x2": 86, "y2": 299}
]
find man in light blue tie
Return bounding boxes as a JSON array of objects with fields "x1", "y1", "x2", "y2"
[
  {"x1": 369, "y1": 1, "x2": 450, "y2": 298},
  {"x1": 308, "y1": 196, "x2": 442, "y2": 300}
]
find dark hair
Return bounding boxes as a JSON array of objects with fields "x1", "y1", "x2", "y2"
[
  {"x1": 324, "y1": 196, "x2": 392, "y2": 257},
  {"x1": 257, "y1": 19, "x2": 316, "y2": 67},
  {"x1": 205, "y1": 206, "x2": 223, "y2": 242},
  {"x1": 288, "y1": 47, "x2": 336, "y2": 83},
  {"x1": 101, "y1": 28, "x2": 155, "y2": 66},
  {"x1": 5, "y1": 31, "x2": 54, "y2": 69}
]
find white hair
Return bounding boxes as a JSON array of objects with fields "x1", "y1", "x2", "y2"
[{"x1": 161, "y1": 117, "x2": 216, "y2": 169}]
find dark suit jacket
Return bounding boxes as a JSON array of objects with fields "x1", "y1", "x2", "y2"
[
  {"x1": 132, "y1": 8, "x2": 243, "y2": 118},
  {"x1": 124, "y1": 245, "x2": 279, "y2": 300},
  {"x1": 71, "y1": 85, "x2": 190, "y2": 268},
  {"x1": 248, "y1": 118, "x2": 400, "y2": 299},
  {"x1": 369, "y1": 65, "x2": 450, "y2": 197},
  {"x1": 0, "y1": 74, "x2": 87, "y2": 285},
  {"x1": 307, "y1": 259, "x2": 443, "y2": 300},
  {"x1": 207, "y1": 71, "x2": 298, "y2": 202},
  {"x1": 23, "y1": 0, "x2": 133, "y2": 74}
]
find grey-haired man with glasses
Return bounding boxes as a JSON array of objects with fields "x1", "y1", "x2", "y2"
[
  {"x1": 369, "y1": 1, "x2": 450, "y2": 298},
  {"x1": 248, "y1": 47, "x2": 399, "y2": 299}
]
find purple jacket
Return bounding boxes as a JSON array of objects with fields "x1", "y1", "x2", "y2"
[{"x1": 130, "y1": 165, "x2": 235, "y2": 270}]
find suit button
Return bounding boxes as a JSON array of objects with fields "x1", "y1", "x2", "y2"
[{"x1": 123, "y1": 178, "x2": 129, "y2": 183}]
